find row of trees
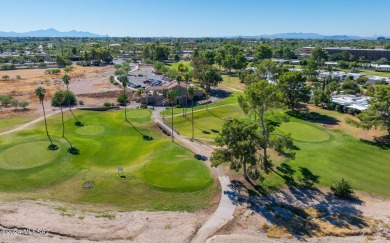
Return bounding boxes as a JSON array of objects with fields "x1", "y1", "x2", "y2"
[
  {"x1": 0, "y1": 95, "x2": 29, "y2": 110},
  {"x1": 35, "y1": 74, "x2": 81, "y2": 153}
]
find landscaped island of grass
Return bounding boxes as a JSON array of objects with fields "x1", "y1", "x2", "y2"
[{"x1": 0, "y1": 109, "x2": 215, "y2": 211}]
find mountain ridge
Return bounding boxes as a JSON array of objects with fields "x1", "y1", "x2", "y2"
[{"x1": 0, "y1": 28, "x2": 109, "y2": 37}]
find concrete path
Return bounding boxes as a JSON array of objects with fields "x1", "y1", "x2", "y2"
[
  {"x1": 0, "y1": 110, "x2": 61, "y2": 136},
  {"x1": 152, "y1": 108, "x2": 236, "y2": 243}
]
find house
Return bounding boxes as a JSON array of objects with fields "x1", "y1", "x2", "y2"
[
  {"x1": 140, "y1": 81, "x2": 203, "y2": 105},
  {"x1": 371, "y1": 64, "x2": 390, "y2": 72},
  {"x1": 330, "y1": 94, "x2": 370, "y2": 111}
]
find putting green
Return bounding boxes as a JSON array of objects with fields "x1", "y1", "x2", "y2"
[
  {"x1": 76, "y1": 124, "x2": 105, "y2": 136},
  {"x1": 278, "y1": 122, "x2": 330, "y2": 142},
  {"x1": 0, "y1": 141, "x2": 61, "y2": 170}
]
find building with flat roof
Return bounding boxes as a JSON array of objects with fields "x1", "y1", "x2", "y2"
[{"x1": 301, "y1": 47, "x2": 390, "y2": 61}]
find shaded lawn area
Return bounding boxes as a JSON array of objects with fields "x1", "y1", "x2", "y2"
[
  {"x1": 0, "y1": 109, "x2": 215, "y2": 211},
  {"x1": 220, "y1": 75, "x2": 245, "y2": 91}
]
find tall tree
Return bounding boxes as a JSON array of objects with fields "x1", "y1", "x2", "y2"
[
  {"x1": 347, "y1": 85, "x2": 390, "y2": 135},
  {"x1": 201, "y1": 67, "x2": 223, "y2": 91},
  {"x1": 62, "y1": 74, "x2": 81, "y2": 125},
  {"x1": 254, "y1": 44, "x2": 273, "y2": 63},
  {"x1": 211, "y1": 119, "x2": 261, "y2": 180},
  {"x1": 187, "y1": 86, "x2": 195, "y2": 141},
  {"x1": 167, "y1": 90, "x2": 177, "y2": 142},
  {"x1": 54, "y1": 91, "x2": 77, "y2": 153},
  {"x1": 278, "y1": 71, "x2": 310, "y2": 111},
  {"x1": 35, "y1": 87, "x2": 57, "y2": 150},
  {"x1": 311, "y1": 47, "x2": 329, "y2": 65},
  {"x1": 238, "y1": 80, "x2": 284, "y2": 172},
  {"x1": 119, "y1": 75, "x2": 129, "y2": 121}
]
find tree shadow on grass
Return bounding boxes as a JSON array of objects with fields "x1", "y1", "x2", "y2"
[
  {"x1": 210, "y1": 89, "x2": 232, "y2": 99},
  {"x1": 126, "y1": 120, "x2": 153, "y2": 141},
  {"x1": 286, "y1": 111, "x2": 340, "y2": 125},
  {"x1": 360, "y1": 135, "x2": 390, "y2": 150}
]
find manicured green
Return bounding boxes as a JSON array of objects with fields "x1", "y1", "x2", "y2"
[
  {"x1": 277, "y1": 122, "x2": 330, "y2": 142},
  {"x1": 0, "y1": 109, "x2": 214, "y2": 211},
  {"x1": 360, "y1": 70, "x2": 390, "y2": 77}
]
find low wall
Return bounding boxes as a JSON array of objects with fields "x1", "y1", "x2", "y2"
[{"x1": 76, "y1": 106, "x2": 120, "y2": 111}]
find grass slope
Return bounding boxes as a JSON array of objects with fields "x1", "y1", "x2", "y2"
[{"x1": 0, "y1": 109, "x2": 214, "y2": 211}]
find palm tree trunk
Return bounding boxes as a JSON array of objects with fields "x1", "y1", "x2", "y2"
[
  {"x1": 60, "y1": 105, "x2": 65, "y2": 137},
  {"x1": 171, "y1": 103, "x2": 174, "y2": 142},
  {"x1": 124, "y1": 87, "x2": 127, "y2": 121},
  {"x1": 42, "y1": 102, "x2": 53, "y2": 145},
  {"x1": 191, "y1": 100, "x2": 194, "y2": 141},
  {"x1": 66, "y1": 85, "x2": 78, "y2": 122}
]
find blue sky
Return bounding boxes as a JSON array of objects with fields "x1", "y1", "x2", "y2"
[{"x1": 0, "y1": 0, "x2": 389, "y2": 37}]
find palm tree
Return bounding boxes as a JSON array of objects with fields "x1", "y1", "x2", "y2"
[
  {"x1": 55, "y1": 91, "x2": 76, "y2": 153},
  {"x1": 178, "y1": 63, "x2": 189, "y2": 116},
  {"x1": 167, "y1": 90, "x2": 177, "y2": 142},
  {"x1": 119, "y1": 75, "x2": 129, "y2": 121},
  {"x1": 175, "y1": 75, "x2": 185, "y2": 116},
  {"x1": 187, "y1": 86, "x2": 195, "y2": 141},
  {"x1": 35, "y1": 87, "x2": 57, "y2": 150},
  {"x1": 62, "y1": 74, "x2": 80, "y2": 125}
]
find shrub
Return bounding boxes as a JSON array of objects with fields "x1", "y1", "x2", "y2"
[
  {"x1": 103, "y1": 102, "x2": 114, "y2": 107},
  {"x1": 19, "y1": 100, "x2": 29, "y2": 109},
  {"x1": 2, "y1": 75, "x2": 9, "y2": 80},
  {"x1": 117, "y1": 94, "x2": 128, "y2": 105},
  {"x1": 331, "y1": 178, "x2": 354, "y2": 199},
  {"x1": 0, "y1": 95, "x2": 13, "y2": 107},
  {"x1": 174, "y1": 104, "x2": 182, "y2": 108},
  {"x1": 140, "y1": 104, "x2": 147, "y2": 109},
  {"x1": 38, "y1": 62, "x2": 47, "y2": 68},
  {"x1": 64, "y1": 66, "x2": 73, "y2": 72},
  {"x1": 16, "y1": 75, "x2": 21, "y2": 79},
  {"x1": 45, "y1": 68, "x2": 61, "y2": 75},
  {"x1": 78, "y1": 100, "x2": 84, "y2": 105},
  {"x1": 109, "y1": 76, "x2": 115, "y2": 84},
  {"x1": 0, "y1": 64, "x2": 15, "y2": 70},
  {"x1": 51, "y1": 90, "x2": 77, "y2": 107}
]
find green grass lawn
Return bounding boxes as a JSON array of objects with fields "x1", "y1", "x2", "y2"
[
  {"x1": 169, "y1": 103, "x2": 390, "y2": 198},
  {"x1": 162, "y1": 91, "x2": 241, "y2": 117},
  {"x1": 166, "y1": 61, "x2": 193, "y2": 72},
  {"x1": 220, "y1": 75, "x2": 245, "y2": 91},
  {"x1": 0, "y1": 113, "x2": 40, "y2": 133},
  {"x1": 0, "y1": 109, "x2": 215, "y2": 211},
  {"x1": 360, "y1": 70, "x2": 390, "y2": 77}
]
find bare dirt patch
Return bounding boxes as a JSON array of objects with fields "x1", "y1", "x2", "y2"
[
  {"x1": 0, "y1": 200, "x2": 209, "y2": 242},
  {"x1": 0, "y1": 65, "x2": 120, "y2": 118},
  {"x1": 210, "y1": 187, "x2": 390, "y2": 242}
]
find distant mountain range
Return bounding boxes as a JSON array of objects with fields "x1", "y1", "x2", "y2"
[
  {"x1": 0, "y1": 28, "x2": 109, "y2": 38},
  {"x1": 228, "y1": 32, "x2": 389, "y2": 40},
  {"x1": 0, "y1": 29, "x2": 388, "y2": 39}
]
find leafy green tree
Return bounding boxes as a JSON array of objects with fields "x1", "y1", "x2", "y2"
[
  {"x1": 200, "y1": 50, "x2": 215, "y2": 65},
  {"x1": 278, "y1": 71, "x2": 310, "y2": 111},
  {"x1": 51, "y1": 90, "x2": 77, "y2": 107},
  {"x1": 253, "y1": 44, "x2": 273, "y2": 62},
  {"x1": 256, "y1": 60, "x2": 281, "y2": 82},
  {"x1": 11, "y1": 99, "x2": 18, "y2": 110},
  {"x1": 238, "y1": 80, "x2": 285, "y2": 172},
  {"x1": 0, "y1": 95, "x2": 13, "y2": 107},
  {"x1": 62, "y1": 74, "x2": 80, "y2": 125},
  {"x1": 347, "y1": 85, "x2": 390, "y2": 134},
  {"x1": 201, "y1": 67, "x2": 223, "y2": 91},
  {"x1": 18, "y1": 100, "x2": 29, "y2": 110},
  {"x1": 35, "y1": 87, "x2": 57, "y2": 150},
  {"x1": 211, "y1": 119, "x2": 261, "y2": 180},
  {"x1": 313, "y1": 89, "x2": 329, "y2": 106},
  {"x1": 167, "y1": 90, "x2": 177, "y2": 142},
  {"x1": 311, "y1": 47, "x2": 329, "y2": 64}
]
